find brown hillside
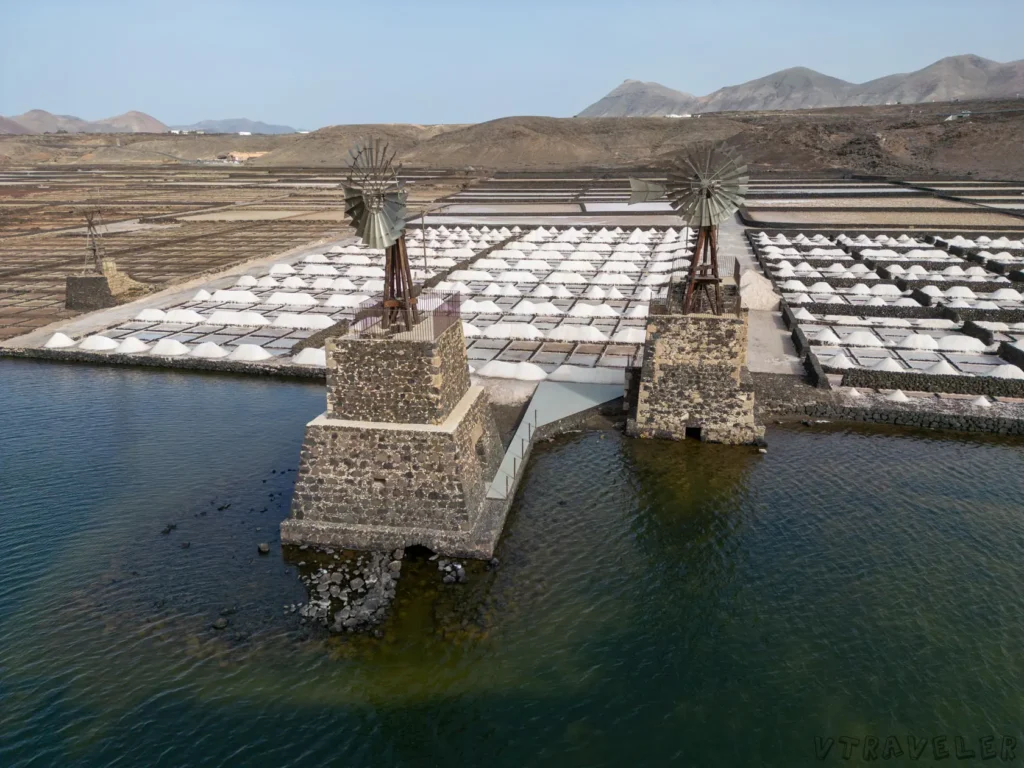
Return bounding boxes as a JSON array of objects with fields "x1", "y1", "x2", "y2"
[{"x1": 2, "y1": 100, "x2": 1023, "y2": 179}]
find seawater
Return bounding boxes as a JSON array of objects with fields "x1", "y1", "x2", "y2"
[{"x1": 2, "y1": 359, "x2": 1024, "y2": 767}]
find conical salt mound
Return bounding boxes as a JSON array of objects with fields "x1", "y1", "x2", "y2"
[
  {"x1": 926, "y1": 360, "x2": 959, "y2": 376},
  {"x1": 815, "y1": 328, "x2": 842, "y2": 344},
  {"x1": 886, "y1": 389, "x2": 910, "y2": 402},
  {"x1": 846, "y1": 387, "x2": 863, "y2": 397},
  {"x1": 44, "y1": 332, "x2": 76, "y2": 348},
  {"x1": 873, "y1": 357, "x2": 904, "y2": 372},
  {"x1": 827, "y1": 352, "x2": 855, "y2": 369},
  {"x1": 990, "y1": 364, "x2": 1024, "y2": 380},
  {"x1": 970, "y1": 396, "x2": 992, "y2": 408}
]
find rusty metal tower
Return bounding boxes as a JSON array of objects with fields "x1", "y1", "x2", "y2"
[
  {"x1": 342, "y1": 139, "x2": 416, "y2": 330},
  {"x1": 629, "y1": 142, "x2": 748, "y2": 314},
  {"x1": 82, "y1": 209, "x2": 106, "y2": 273}
]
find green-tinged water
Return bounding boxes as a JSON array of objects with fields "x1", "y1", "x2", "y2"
[{"x1": 2, "y1": 359, "x2": 1024, "y2": 767}]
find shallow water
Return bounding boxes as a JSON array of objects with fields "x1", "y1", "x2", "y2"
[{"x1": 2, "y1": 359, "x2": 1024, "y2": 767}]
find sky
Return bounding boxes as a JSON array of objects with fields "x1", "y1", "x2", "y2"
[{"x1": 1, "y1": 0, "x2": 1022, "y2": 128}]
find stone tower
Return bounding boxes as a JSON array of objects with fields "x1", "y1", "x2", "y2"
[
  {"x1": 627, "y1": 281, "x2": 764, "y2": 445},
  {"x1": 281, "y1": 317, "x2": 506, "y2": 557}
]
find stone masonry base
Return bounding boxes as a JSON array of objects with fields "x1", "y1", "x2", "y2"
[{"x1": 282, "y1": 386, "x2": 505, "y2": 558}]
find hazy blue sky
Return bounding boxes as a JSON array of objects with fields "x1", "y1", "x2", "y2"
[{"x1": 1, "y1": 0, "x2": 1021, "y2": 128}]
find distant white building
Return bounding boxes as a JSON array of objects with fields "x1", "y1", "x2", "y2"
[
  {"x1": 238, "y1": 131, "x2": 252, "y2": 136},
  {"x1": 665, "y1": 113, "x2": 692, "y2": 119}
]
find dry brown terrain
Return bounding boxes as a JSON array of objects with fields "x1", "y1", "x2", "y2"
[{"x1": 1, "y1": 100, "x2": 1022, "y2": 178}]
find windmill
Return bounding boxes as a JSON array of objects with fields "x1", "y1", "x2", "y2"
[
  {"x1": 80, "y1": 208, "x2": 106, "y2": 273},
  {"x1": 342, "y1": 139, "x2": 417, "y2": 330},
  {"x1": 630, "y1": 142, "x2": 748, "y2": 315}
]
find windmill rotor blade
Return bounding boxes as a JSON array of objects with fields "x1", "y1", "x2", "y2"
[
  {"x1": 343, "y1": 139, "x2": 408, "y2": 248},
  {"x1": 660, "y1": 140, "x2": 749, "y2": 226}
]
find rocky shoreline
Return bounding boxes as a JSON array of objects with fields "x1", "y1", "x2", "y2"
[{"x1": 286, "y1": 548, "x2": 405, "y2": 633}]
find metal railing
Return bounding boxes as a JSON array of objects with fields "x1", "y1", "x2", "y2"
[{"x1": 347, "y1": 290, "x2": 462, "y2": 342}]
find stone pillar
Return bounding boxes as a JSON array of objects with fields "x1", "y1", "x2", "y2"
[
  {"x1": 627, "y1": 309, "x2": 764, "y2": 445},
  {"x1": 281, "y1": 321, "x2": 506, "y2": 557}
]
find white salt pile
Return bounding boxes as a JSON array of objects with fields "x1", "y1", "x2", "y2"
[
  {"x1": 115, "y1": 337, "x2": 150, "y2": 354},
  {"x1": 44, "y1": 332, "x2": 76, "y2": 348},
  {"x1": 990, "y1": 364, "x2": 1024, "y2": 379},
  {"x1": 235, "y1": 275, "x2": 258, "y2": 288},
  {"x1": 926, "y1": 360, "x2": 960, "y2": 375},
  {"x1": 886, "y1": 389, "x2": 910, "y2": 402},
  {"x1": 150, "y1": 339, "x2": 190, "y2": 356},
  {"x1": 192, "y1": 289, "x2": 213, "y2": 301},
  {"x1": 265, "y1": 292, "x2": 317, "y2": 306},
  {"x1": 190, "y1": 342, "x2": 229, "y2": 359},
  {"x1": 815, "y1": 328, "x2": 842, "y2": 344},
  {"x1": 227, "y1": 344, "x2": 273, "y2": 362},
  {"x1": 547, "y1": 365, "x2": 625, "y2": 385},
  {"x1": 612, "y1": 327, "x2": 646, "y2": 343},
  {"x1": 844, "y1": 331, "x2": 884, "y2": 347},
  {"x1": 78, "y1": 335, "x2": 119, "y2": 351},
  {"x1": 257, "y1": 276, "x2": 280, "y2": 288},
  {"x1": 846, "y1": 387, "x2": 863, "y2": 397},
  {"x1": 292, "y1": 348, "x2": 327, "y2": 367},
  {"x1": 461, "y1": 322, "x2": 481, "y2": 337},
  {"x1": 482, "y1": 323, "x2": 544, "y2": 340},
  {"x1": 872, "y1": 358, "x2": 904, "y2": 372},
  {"x1": 475, "y1": 360, "x2": 548, "y2": 381},
  {"x1": 546, "y1": 325, "x2": 609, "y2": 342},
  {"x1": 282, "y1": 277, "x2": 308, "y2": 289},
  {"x1": 937, "y1": 336, "x2": 986, "y2": 352},
  {"x1": 301, "y1": 265, "x2": 338, "y2": 276},
  {"x1": 269, "y1": 263, "x2": 296, "y2": 275},
  {"x1": 136, "y1": 308, "x2": 166, "y2": 322},
  {"x1": 970, "y1": 396, "x2": 992, "y2": 408},
  {"x1": 274, "y1": 313, "x2": 335, "y2": 330},
  {"x1": 898, "y1": 333, "x2": 939, "y2": 350},
  {"x1": 460, "y1": 299, "x2": 502, "y2": 315},
  {"x1": 164, "y1": 309, "x2": 205, "y2": 324},
  {"x1": 827, "y1": 352, "x2": 855, "y2": 369},
  {"x1": 325, "y1": 294, "x2": 371, "y2": 308}
]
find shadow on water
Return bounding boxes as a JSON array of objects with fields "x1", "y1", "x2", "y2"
[{"x1": 2, "y1": 359, "x2": 1024, "y2": 766}]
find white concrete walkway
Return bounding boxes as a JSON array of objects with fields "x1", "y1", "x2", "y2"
[
  {"x1": 486, "y1": 381, "x2": 622, "y2": 500},
  {"x1": 718, "y1": 217, "x2": 803, "y2": 375}
]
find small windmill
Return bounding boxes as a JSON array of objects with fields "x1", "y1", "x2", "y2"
[
  {"x1": 80, "y1": 208, "x2": 106, "y2": 273},
  {"x1": 342, "y1": 139, "x2": 417, "y2": 330},
  {"x1": 630, "y1": 142, "x2": 748, "y2": 314}
]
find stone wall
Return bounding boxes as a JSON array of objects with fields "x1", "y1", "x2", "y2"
[
  {"x1": 65, "y1": 259, "x2": 149, "y2": 311},
  {"x1": 65, "y1": 275, "x2": 119, "y2": 311},
  {"x1": 282, "y1": 385, "x2": 505, "y2": 556},
  {"x1": 629, "y1": 311, "x2": 764, "y2": 445},
  {"x1": 325, "y1": 321, "x2": 469, "y2": 425}
]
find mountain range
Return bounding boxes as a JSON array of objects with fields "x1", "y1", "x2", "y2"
[
  {"x1": 0, "y1": 111, "x2": 299, "y2": 135},
  {"x1": 578, "y1": 55, "x2": 1024, "y2": 116},
  {"x1": 0, "y1": 110, "x2": 169, "y2": 134},
  {"x1": 170, "y1": 119, "x2": 298, "y2": 134}
]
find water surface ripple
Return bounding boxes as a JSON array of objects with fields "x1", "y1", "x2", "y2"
[{"x1": 2, "y1": 359, "x2": 1024, "y2": 766}]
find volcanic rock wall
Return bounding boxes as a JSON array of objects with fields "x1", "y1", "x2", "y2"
[{"x1": 629, "y1": 311, "x2": 764, "y2": 445}]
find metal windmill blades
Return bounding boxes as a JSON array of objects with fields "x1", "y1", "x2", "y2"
[
  {"x1": 665, "y1": 143, "x2": 749, "y2": 228},
  {"x1": 343, "y1": 138, "x2": 419, "y2": 331},
  {"x1": 343, "y1": 139, "x2": 409, "y2": 250}
]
